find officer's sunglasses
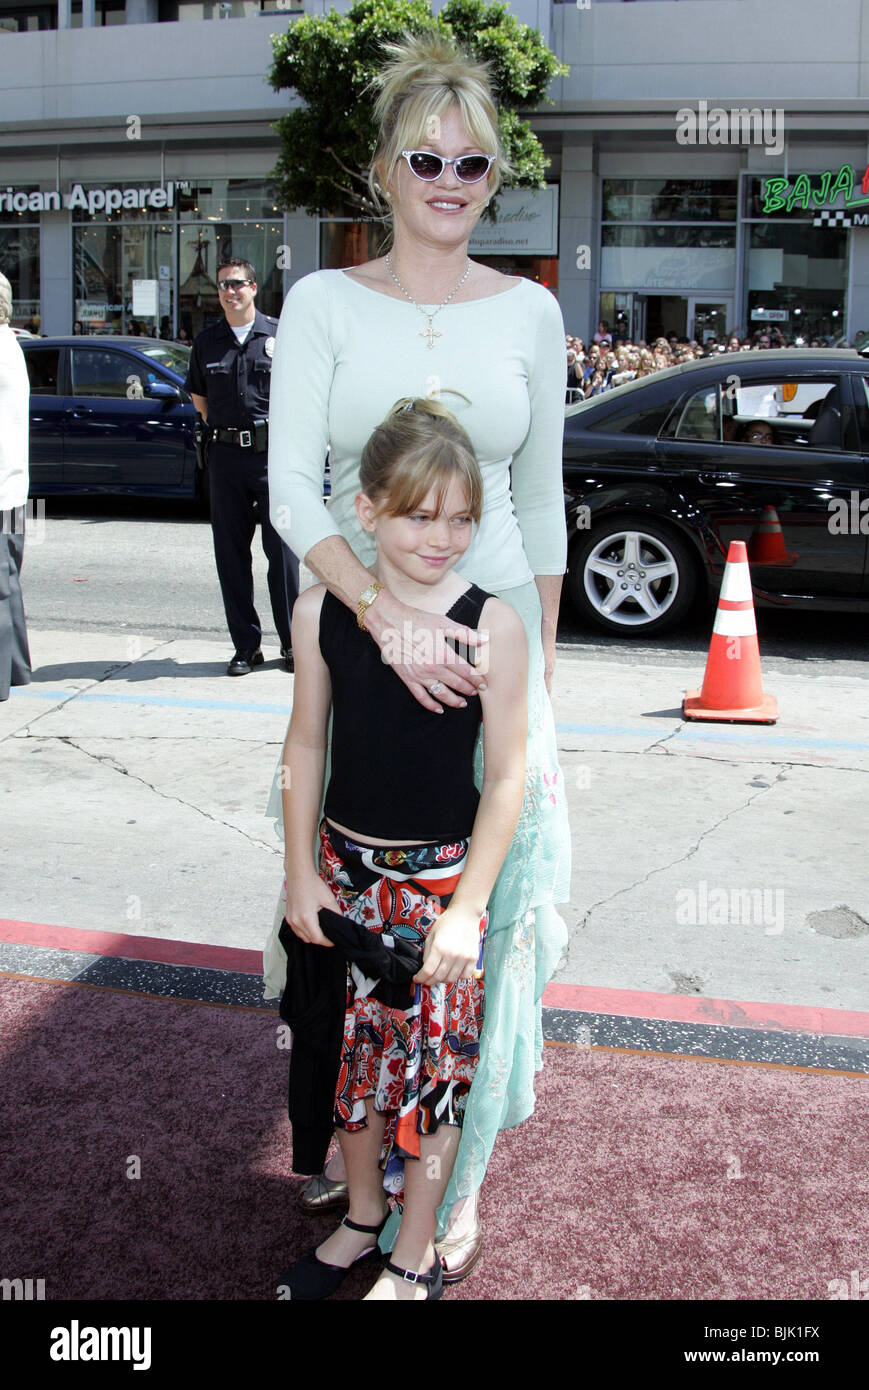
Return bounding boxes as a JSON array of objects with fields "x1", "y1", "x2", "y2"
[
  {"x1": 217, "y1": 278, "x2": 253, "y2": 292},
  {"x1": 399, "y1": 150, "x2": 495, "y2": 183}
]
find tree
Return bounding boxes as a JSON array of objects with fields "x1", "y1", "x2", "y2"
[{"x1": 267, "y1": 0, "x2": 568, "y2": 219}]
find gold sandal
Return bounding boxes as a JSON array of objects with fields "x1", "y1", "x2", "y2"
[
  {"x1": 297, "y1": 1173, "x2": 350, "y2": 1214},
  {"x1": 435, "y1": 1213, "x2": 482, "y2": 1283}
]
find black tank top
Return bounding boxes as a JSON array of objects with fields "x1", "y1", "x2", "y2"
[{"x1": 320, "y1": 583, "x2": 491, "y2": 841}]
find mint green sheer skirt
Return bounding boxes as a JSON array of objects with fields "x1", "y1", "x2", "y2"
[{"x1": 424, "y1": 579, "x2": 570, "y2": 1237}]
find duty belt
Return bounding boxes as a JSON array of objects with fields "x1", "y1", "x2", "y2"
[{"x1": 213, "y1": 423, "x2": 268, "y2": 450}]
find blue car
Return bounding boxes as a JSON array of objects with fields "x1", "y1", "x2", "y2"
[{"x1": 21, "y1": 336, "x2": 203, "y2": 503}]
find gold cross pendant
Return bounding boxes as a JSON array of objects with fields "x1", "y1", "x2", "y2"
[{"x1": 420, "y1": 319, "x2": 441, "y2": 349}]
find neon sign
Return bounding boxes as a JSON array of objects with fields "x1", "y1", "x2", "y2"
[{"x1": 762, "y1": 163, "x2": 869, "y2": 214}]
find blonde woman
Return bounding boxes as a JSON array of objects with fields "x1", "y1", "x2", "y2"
[{"x1": 266, "y1": 30, "x2": 570, "y2": 1283}]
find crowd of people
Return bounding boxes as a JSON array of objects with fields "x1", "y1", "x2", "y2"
[{"x1": 565, "y1": 319, "x2": 863, "y2": 401}]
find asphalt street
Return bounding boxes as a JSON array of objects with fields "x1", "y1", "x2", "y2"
[
  {"x1": 22, "y1": 497, "x2": 869, "y2": 674},
  {"x1": 4, "y1": 499, "x2": 869, "y2": 1019}
]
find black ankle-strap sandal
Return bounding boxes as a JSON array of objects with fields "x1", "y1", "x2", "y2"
[
  {"x1": 277, "y1": 1212, "x2": 388, "y2": 1301},
  {"x1": 341, "y1": 1214, "x2": 387, "y2": 1239},
  {"x1": 384, "y1": 1255, "x2": 444, "y2": 1301}
]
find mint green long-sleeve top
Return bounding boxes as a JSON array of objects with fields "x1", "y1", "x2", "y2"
[{"x1": 267, "y1": 269, "x2": 567, "y2": 588}]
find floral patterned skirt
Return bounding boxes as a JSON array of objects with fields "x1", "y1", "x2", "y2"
[{"x1": 318, "y1": 820, "x2": 486, "y2": 1199}]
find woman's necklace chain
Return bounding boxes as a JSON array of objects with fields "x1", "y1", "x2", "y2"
[{"x1": 384, "y1": 253, "x2": 472, "y2": 350}]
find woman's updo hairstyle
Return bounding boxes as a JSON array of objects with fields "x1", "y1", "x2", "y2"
[
  {"x1": 360, "y1": 395, "x2": 483, "y2": 525},
  {"x1": 366, "y1": 30, "x2": 512, "y2": 220}
]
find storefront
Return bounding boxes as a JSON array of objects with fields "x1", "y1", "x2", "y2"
[
  {"x1": 1, "y1": 174, "x2": 559, "y2": 339},
  {"x1": 0, "y1": 199, "x2": 41, "y2": 329},
  {"x1": 0, "y1": 156, "x2": 861, "y2": 348},
  {"x1": 595, "y1": 170, "x2": 851, "y2": 345},
  {"x1": 0, "y1": 176, "x2": 286, "y2": 338}
]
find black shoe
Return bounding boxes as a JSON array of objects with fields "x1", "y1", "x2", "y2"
[
  {"x1": 276, "y1": 1213, "x2": 388, "y2": 1301},
  {"x1": 280, "y1": 646, "x2": 294, "y2": 673},
  {"x1": 384, "y1": 1254, "x2": 444, "y2": 1301},
  {"x1": 227, "y1": 650, "x2": 264, "y2": 677}
]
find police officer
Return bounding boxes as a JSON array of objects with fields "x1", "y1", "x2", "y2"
[{"x1": 186, "y1": 259, "x2": 298, "y2": 675}]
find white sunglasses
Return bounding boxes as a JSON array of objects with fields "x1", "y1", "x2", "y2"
[{"x1": 399, "y1": 150, "x2": 495, "y2": 183}]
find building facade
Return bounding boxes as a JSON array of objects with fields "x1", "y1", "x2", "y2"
[{"x1": 2, "y1": 0, "x2": 869, "y2": 344}]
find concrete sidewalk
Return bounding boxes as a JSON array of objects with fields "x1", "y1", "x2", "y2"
[{"x1": 2, "y1": 628, "x2": 868, "y2": 1014}]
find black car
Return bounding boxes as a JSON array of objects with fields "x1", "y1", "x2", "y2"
[
  {"x1": 21, "y1": 336, "x2": 202, "y2": 502},
  {"x1": 563, "y1": 349, "x2": 869, "y2": 635}
]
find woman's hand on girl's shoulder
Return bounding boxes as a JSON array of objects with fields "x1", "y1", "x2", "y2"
[{"x1": 364, "y1": 588, "x2": 489, "y2": 714}]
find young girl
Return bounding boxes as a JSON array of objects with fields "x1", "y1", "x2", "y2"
[{"x1": 278, "y1": 396, "x2": 528, "y2": 1301}]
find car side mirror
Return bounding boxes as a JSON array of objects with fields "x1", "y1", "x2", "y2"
[{"x1": 148, "y1": 379, "x2": 181, "y2": 399}]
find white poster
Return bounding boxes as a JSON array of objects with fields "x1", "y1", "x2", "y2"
[
  {"x1": 132, "y1": 279, "x2": 159, "y2": 316},
  {"x1": 469, "y1": 186, "x2": 558, "y2": 255}
]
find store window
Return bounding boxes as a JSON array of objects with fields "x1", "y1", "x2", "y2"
[
  {"x1": 744, "y1": 178, "x2": 847, "y2": 343},
  {"x1": 69, "y1": 0, "x2": 126, "y2": 22},
  {"x1": 319, "y1": 220, "x2": 387, "y2": 270},
  {"x1": 178, "y1": 225, "x2": 283, "y2": 339},
  {"x1": 70, "y1": 178, "x2": 284, "y2": 340},
  {"x1": 178, "y1": 180, "x2": 284, "y2": 338},
  {"x1": 0, "y1": 192, "x2": 40, "y2": 330},
  {"x1": 73, "y1": 220, "x2": 175, "y2": 337},
  {"x1": 603, "y1": 179, "x2": 738, "y2": 224},
  {"x1": 600, "y1": 179, "x2": 738, "y2": 340},
  {"x1": 0, "y1": 6, "x2": 55, "y2": 29},
  {"x1": 318, "y1": 218, "x2": 558, "y2": 292}
]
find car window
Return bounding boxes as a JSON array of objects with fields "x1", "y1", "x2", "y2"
[
  {"x1": 727, "y1": 378, "x2": 843, "y2": 449},
  {"x1": 662, "y1": 386, "x2": 720, "y2": 442},
  {"x1": 852, "y1": 378, "x2": 869, "y2": 452},
  {"x1": 71, "y1": 348, "x2": 153, "y2": 399},
  {"x1": 140, "y1": 343, "x2": 190, "y2": 376},
  {"x1": 586, "y1": 400, "x2": 672, "y2": 436},
  {"x1": 24, "y1": 348, "x2": 61, "y2": 395}
]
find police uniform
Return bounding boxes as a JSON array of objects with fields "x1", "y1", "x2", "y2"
[{"x1": 186, "y1": 308, "x2": 299, "y2": 666}]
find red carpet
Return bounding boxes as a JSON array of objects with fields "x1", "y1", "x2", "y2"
[{"x1": 1, "y1": 974, "x2": 865, "y2": 1301}]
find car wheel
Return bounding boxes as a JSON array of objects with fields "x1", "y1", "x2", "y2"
[{"x1": 568, "y1": 516, "x2": 697, "y2": 636}]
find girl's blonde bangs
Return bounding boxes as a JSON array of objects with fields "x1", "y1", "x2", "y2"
[{"x1": 380, "y1": 443, "x2": 483, "y2": 525}]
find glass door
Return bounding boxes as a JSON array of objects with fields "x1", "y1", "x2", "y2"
[{"x1": 689, "y1": 298, "x2": 733, "y2": 344}]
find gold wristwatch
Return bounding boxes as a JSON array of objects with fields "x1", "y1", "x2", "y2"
[{"x1": 356, "y1": 581, "x2": 384, "y2": 629}]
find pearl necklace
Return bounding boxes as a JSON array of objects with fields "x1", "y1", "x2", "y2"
[{"x1": 384, "y1": 253, "x2": 472, "y2": 349}]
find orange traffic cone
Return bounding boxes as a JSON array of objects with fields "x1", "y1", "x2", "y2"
[
  {"x1": 747, "y1": 506, "x2": 797, "y2": 566},
  {"x1": 683, "y1": 540, "x2": 778, "y2": 723}
]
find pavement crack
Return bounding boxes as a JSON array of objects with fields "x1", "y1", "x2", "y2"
[
  {"x1": 644, "y1": 725, "x2": 683, "y2": 754},
  {"x1": 578, "y1": 765, "x2": 791, "y2": 932},
  {"x1": 1, "y1": 638, "x2": 172, "y2": 740},
  {"x1": 57, "y1": 736, "x2": 280, "y2": 857}
]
